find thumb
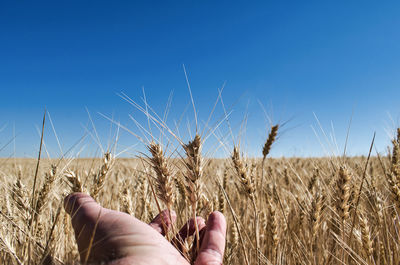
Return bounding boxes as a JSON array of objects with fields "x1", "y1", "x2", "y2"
[
  {"x1": 64, "y1": 192, "x2": 100, "y2": 215},
  {"x1": 64, "y1": 193, "x2": 106, "y2": 262},
  {"x1": 64, "y1": 192, "x2": 103, "y2": 230},
  {"x1": 195, "y1": 211, "x2": 227, "y2": 265},
  {"x1": 149, "y1": 209, "x2": 177, "y2": 236}
]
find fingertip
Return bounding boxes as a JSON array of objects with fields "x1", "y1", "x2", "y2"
[
  {"x1": 149, "y1": 209, "x2": 178, "y2": 235},
  {"x1": 168, "y1": 210, "x2": 177, "y2": 223},
  {"x1": 63, "y1": 192, "x2": 96, "y2": 215},
  {"x1": 195, "y1": 216, "x2": 206, "y2": 229},
  {"x1": 195, "y1": 210, "x2": 227, "y2": 264},
  {"x1": 175, "y1": 216, "x2": 206, "y2": 242},
  {"x1": 161, "y1": 209, "x2": 177, "y2": 224},
  {"x1": 209, "y1": 211, "x2": 225, "y2": 220},
  {"x1": 207, "y1": 211, "x2": 227, "y2": 233},
  {"x1": 189, "y1": 216, "x2": 206, "y2": 235}
]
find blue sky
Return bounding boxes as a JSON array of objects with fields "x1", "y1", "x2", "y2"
[{"x1": 1, "y1": 1, "x2": 400, "y2": 158}]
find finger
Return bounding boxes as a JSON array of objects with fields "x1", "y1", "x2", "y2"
[
  {"x1": 172, "y1": 217, "x2": 205, "y2": 252},
  {"x1": 64, "y1": 192, "x2": 100, "y2": 217},
  {"x1": 63, "y1": 193, "x2": 104, "y2": 262},
  {"x1": 64, "y1": 192, "x2": 103, "y2": 233},
  {"x1": 149, "y1": 209, "x2": 177, "y2": 236},
  {"x1": 195, "y1": 224, "x2": 207, "y2": 247},
  {"x1": 195, "y1": 211, "x2": 227, "y2": 265},
  {"x1": 190, "y1": 223, "x2": 207, "y2": 262}
]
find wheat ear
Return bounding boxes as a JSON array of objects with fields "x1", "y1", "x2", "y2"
[
  {"x1": 35, "y1": 165, "x2": 57, "y2": 216},
  {"x1": 336, "y1": 166, "x2": 352, "y2": 262},
  {"x1": 359, "y1": 212, "x2": 374, "y2": 264},
  {"x1": 231, "y1": 146, "x2": 260, "y2": 265},
  {"x1": 261, "y1": 124, "x2": 279, "y2": 187},
  {"x1": 147, "y1": 142, "x2": 174, "y2": 212},
  {"x1": 182, "y1": 134, "x2": 203, "y2": 258},
  {"x1": 91, "y1": 152, "x2": 114, "y2": 200},
  {"x1": 65, "y1": 170, "x2": 84, "y2": 193}
]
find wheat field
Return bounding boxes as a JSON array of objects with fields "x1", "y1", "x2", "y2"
[{"x1": 1, "y1": 127, "x2": 400, "y2": 265}]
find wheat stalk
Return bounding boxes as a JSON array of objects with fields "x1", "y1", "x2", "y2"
[
  {"x1": 91, "y1": 152, "x2": 114, "y2": 200},
  {"x1": 182, "y1": 134, "x2": 203, "y2": 259},
  {"x1": 262, "y1": 125, "x2": 279, "y2": 159},
  {"x1": 35, "y1": 165, "x2": 57, "y2": 217},
  {"x1": 147, "y1": 142, "x2": 174, "y2": 212},
  {"x1": 359, "y1": 212, "x2": 374, "y2": 264},
  {"x1": 231, "y1": 146, "x2": 260, "y2": 264},
  {"x1": 336, "y1": 166, "x2": 351, "y2": 223}
]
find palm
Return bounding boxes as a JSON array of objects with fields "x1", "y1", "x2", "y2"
[{"x1": 64, "y1": 193, "x2": 226, "y2": 265}]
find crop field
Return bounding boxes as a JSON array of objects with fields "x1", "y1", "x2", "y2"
[
  {"x1": 3, "y1": 0, "x2": 400, "y2": 264},
  {"x1": 0, "y1": 127, "x2": 399, "y2": 265}
]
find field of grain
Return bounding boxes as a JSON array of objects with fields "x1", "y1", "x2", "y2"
[{"x1": 1, "y1": 128, "x2": 400, "y2": 265}]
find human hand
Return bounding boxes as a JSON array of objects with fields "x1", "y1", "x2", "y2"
[{"x1": 64, "y1": 193, "x2": 226, "y2": 265}]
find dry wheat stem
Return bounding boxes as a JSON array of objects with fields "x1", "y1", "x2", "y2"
[
  {"x1": 147, "y1": 142, "x2": 176, "y2": 238},
  {"x1": 182, "y1": 134, "x2": 203, "y2": 259},
  {"x1": 231, "y1": 146, "x2": 260, "y2": 265},
  {"x1": 358, "y1": 212, "x2": 374, "y2": 264},
  {"x1": 91, "y1": 152, "x2": 114, "y2": 200}
]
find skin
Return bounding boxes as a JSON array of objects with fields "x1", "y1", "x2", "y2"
[{"x1": 64, "y1": 193, "x2": 227, "y2": 265}]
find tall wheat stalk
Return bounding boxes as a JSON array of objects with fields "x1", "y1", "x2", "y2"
[
  {"x1": 91, "y1": 152, "x2": 114, "y2": 200},
  {"x1": 147, "y1": 141, "x2": 175, "y2": 239},
  {"x1": 231, "y1": 146, "x2": 260, "y2": 265},
  {"x1": 182, "y1": 134, "x2": 203, "y2": 260}
]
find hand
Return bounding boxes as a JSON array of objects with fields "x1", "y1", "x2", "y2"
[{"x1": 64, "y1": 193, "x2": 226, "y2": 265}]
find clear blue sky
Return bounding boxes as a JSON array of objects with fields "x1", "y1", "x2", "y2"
[{"x1": 1, "y1": 1, "x2": 400, "y2": 158}]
